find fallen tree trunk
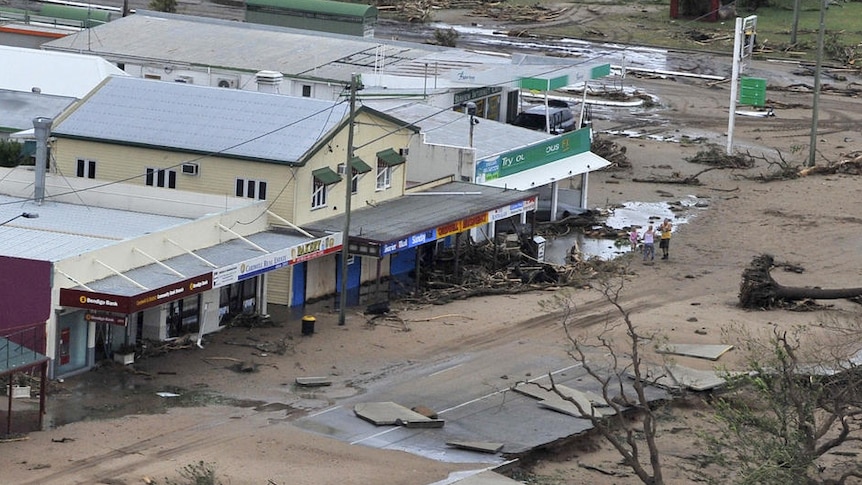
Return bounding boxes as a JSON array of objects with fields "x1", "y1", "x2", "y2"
[{"x1": 739, "y1": 254, "x2": 862, "y2": 309}]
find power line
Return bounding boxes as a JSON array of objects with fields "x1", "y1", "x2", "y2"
[{"x1": 1, "y1": 95, "x2": 349, "y2": 207}]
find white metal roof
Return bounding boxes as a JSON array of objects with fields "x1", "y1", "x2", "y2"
[
  {"x1": 367, "y1": 99, "x2": 551, "y2": 161},
  {"x1": 0, "y1": 45, "x2": 128, "y2": 98},
  {"x1": 40, "y1": 11, "x2": 609, "y2": 90},
  {"x1": 51, "y1": 76, "x2": 349, "y2": 163},
  {"x1": 0, "y1": 195, "x2": 191, "y2": 262}
]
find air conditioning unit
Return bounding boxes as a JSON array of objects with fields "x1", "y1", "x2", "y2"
[
  {"x1": 216, "y1": 77, "x2": 238, "y2": 89},
  {"x1": 337, "y1": 163, "x2": 346, "y2": 175},
  {"x1": 181, "y1": 163, "x2": 199, "y2": 175},
  {"x1": 174, "y1": 75, "x2": 194, "y2": 84}
]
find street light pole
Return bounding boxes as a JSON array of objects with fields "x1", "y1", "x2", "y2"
[
  {"x1": 807, "y1": 0, "x2": 827, "y2": 167},
  {"x1": 0, "y1": 212, "x2": 39, "y2": 226},
  {"x1": 338, "y1": 73, "x2": 360, "y2": 326}
]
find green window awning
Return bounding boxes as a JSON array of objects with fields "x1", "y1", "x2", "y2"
[
  {"x1": 350, "y1": 156, "x2": 372, "y2": 174},
  {"x1": 312, "y1": 167, "x2": 341, "y2": 185},
  {"x1": 376, "y1": 148, "x2": 405, "y2": 167}
]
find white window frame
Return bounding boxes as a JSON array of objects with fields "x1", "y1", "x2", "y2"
[
  {"x1": 376, "y1": 160, "x2": 391, "y2": 191},
  {"x1": 311, "y1": 177, "x2": 327, "y2": 209},
  {"x1": 235, "y1": 178, "x2": 268, "y2": 200},
  {"x1": 76, "y1": 158, "x2": 96, "y2": 179},
  {"x1": 145, "y1": 167, "x2": 177, "y2": 188},
  {"x1": 351, "y1": 167, "x2": 361, "y2": 194}
]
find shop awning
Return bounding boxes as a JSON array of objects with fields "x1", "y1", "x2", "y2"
[
  {"x1": 312, "y1": 167, "x2": 341, "y2": 185},
  {"x1": 480, "y1": 151, "x2": 611, "y2": 191},
  {"x1": 305, "y1": 181, "x2": 538, "y2": 257},
  {"x1": 376, "y1": 148, "x2": 405, "y2": 167},
  {"x1": 350, "y1": 156, "x2": 372, "y2": 174},
  {"x1": 59, "y1": 230, "x2": 343, "y2": 314}
]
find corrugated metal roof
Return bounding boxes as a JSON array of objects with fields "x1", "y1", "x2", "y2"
[
  {"x1": 0, "y1": 89, "x2": 76, "y2": 133},
  {"x1": 40, "y1": 12, "x2": 514, "y2": 85},
  {"x1": 0, "y1": 195, "x2": 192, "y2": 262},
  {"x1": 51, "y1": 76, "x2": 349, "y2": 163},
  {"x1": 83, "y1": 230, "x2": 310, "y2": 296},
  {"x1": 305, "y1": 181, "x2": 536, "y2": 244},
  {"x1": 367, "y1": 100, "x2": 551, "y2": 161},
  {"x1": 0, "y1": 45, "x2": 128, "y2": 98}
]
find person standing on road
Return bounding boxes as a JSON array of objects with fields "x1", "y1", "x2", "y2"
[
  {"x1": 642, "y1": 224, "x2": 655, "y2": 262},
  {"x1": 659, "y1": 218, "x2": 673, "y2": 260},
  {"x1": 629, "y1": 226, "x2": 640, "y2": 254}
]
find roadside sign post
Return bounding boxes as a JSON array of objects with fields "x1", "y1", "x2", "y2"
[{"x1": 726, "y1": 15, "x2": 757, "y2": 155}]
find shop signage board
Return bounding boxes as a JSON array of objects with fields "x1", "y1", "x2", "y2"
[
  {"x1": 212, "y1": 232, "x2": 343, "y2": 287},
  {"x1": 60, "y1": 273, "x2": 213, "y2": 313},
  {"x1": 489, "y1": 196, "x2": 538, "y2": 221},
  {"x1": 380, "y1": 198, "x2": 535, "y2": 256},
  {"x1": 84, "y1": 312, "x2": 127, "y2": 326},
  {"x1": 475, "y1": 128, "x2": 591, "y2": 183}
]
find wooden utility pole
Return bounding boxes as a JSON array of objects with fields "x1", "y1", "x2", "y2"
[{"x1": 338, "y1": 73, "x2": 360, "y2": 326}]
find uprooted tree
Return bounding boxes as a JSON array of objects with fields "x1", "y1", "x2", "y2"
[
  {"x1": 739, "y1": 254, "x2": 862, "y2": 309},
  {"x1": 707, "y1": 324, "x2": 862, "y2": 484},
  {"x1": 541, "y1": 262, "x2": 668, "y2": 485}
]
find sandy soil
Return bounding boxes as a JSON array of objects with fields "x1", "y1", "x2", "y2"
[{"x1": 5, "y1": 6, "x2": 862, "y2": 485}]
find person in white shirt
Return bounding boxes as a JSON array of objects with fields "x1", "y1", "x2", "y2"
[{"x1": 642, "y1": 224, "x2": 655, "y2": 262}]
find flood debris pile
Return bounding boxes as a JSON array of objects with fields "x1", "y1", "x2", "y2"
[
  {"x1": 592, "y1": 136, "x2": 630, "y2": 169},
  {"x1": 747, "y1": 150, "x2": 862, "y2": 183},
  {"x1": 738, "y1": 254, "x2": 862, "y2": 310},
  {"x1": 800, "y1": 151, "x2": 862, "y2": 176},
  {"x1": 685, "y1": 144, "x2": 755, "y2": 169},
  {"x1": 407, "y1": 232, "x2": 622, "y2": 305}
]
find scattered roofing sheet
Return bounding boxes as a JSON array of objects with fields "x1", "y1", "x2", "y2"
[
  {"x1": 514, "y1": 382, "x2": 605, "y2": 417},
  {"x1": 446, "y1": 441, "x2": 504, "y2": 454},
  {"x1": 295, "y1": 376, "x2": 332, "y2": 387},
  {"x1": 353, "y1": 402, "x2": 433, "y2": 426},
  {"x1": 637, "y1": 364, "x2": 727, "y2": 392},
  {"x1": 656, "y1": 343, "x2": 734, "y2": 361},
  {"x1": 438, "y1": 470, "x2": 525, "y2": 485}
]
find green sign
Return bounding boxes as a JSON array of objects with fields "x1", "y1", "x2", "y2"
[
  {"x1": 739, "y1": 77, "x2": 766, "y2": 107},
  {"x1": 518, "y1": 64, "x2": 611, "y2": 92},
  {"x1": 475, "y1": 128, "x2": 592, "y2": 182}
]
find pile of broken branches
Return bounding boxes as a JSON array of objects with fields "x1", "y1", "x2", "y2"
[
  {"x1": 592, "y1": 136, "x2": 630, "y2": 169},
  {"x1": 407, "y1": 239, "x2": 623, "y2": 305},
  {"x1": 685, "y1": 144, "x2": 754, "y2": 169},
  {"x1": 800, "y1": 151, "x2": 862, "y2": 176}
]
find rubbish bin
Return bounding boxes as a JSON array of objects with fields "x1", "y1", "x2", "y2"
[{"x1": 301, "y1": 315, "x2": 316, "y2": 336}]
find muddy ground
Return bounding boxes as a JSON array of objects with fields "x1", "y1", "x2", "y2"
[{"x1": 4, "y1": 2, "x2": 862, "y2": 485}]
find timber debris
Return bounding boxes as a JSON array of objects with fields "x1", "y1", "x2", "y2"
[
  {"x1": 738, "y1": 254, "x2": 862, "y2": 309},
  {"x1": 404, "y1": 228, "x2": 624, "y2": 305},
  {"x1": 592, "y1": 136, "x2": 630, "y2": 169},
  {"x1": 373, "y1": 1, "x2": 568, "y2": 24}
]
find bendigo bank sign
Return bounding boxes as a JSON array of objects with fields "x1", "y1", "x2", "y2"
[{"x1": 60, "y1": 274, "x2": 213, "y2": 314}]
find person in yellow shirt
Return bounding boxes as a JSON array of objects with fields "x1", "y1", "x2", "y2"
[{"x1": 659, "y1": 218, "x2": 673, "y2": 260}]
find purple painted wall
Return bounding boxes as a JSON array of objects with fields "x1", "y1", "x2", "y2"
[{"x1": 0, "y1": 256, "x2": 51, "y2": 332}]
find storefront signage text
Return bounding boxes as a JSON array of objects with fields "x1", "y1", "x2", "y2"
[
  {"x1": 490, "y1": 196, "x2": 537, "y2": 221},
  {"x1": 474, "y1": 128, "x2": 591, "y2": 183},
  {"x1": 60, "y1": 273, "x2": 213, "y2": 314},
  {"x1": 213, "y1": 233, "x2": 343, "y2": 287}
]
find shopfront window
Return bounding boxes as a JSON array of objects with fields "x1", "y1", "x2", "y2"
[
  {"x1": 218, "y1": 277, "x2": 258, "y2": 325},
  {"x1": 167, "y1": 294, "x2": 201, "y2": 338}
]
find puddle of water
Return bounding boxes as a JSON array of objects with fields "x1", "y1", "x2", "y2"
[{"x1": 541, "y1": 198, "x2": 703, "y2": 264}]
